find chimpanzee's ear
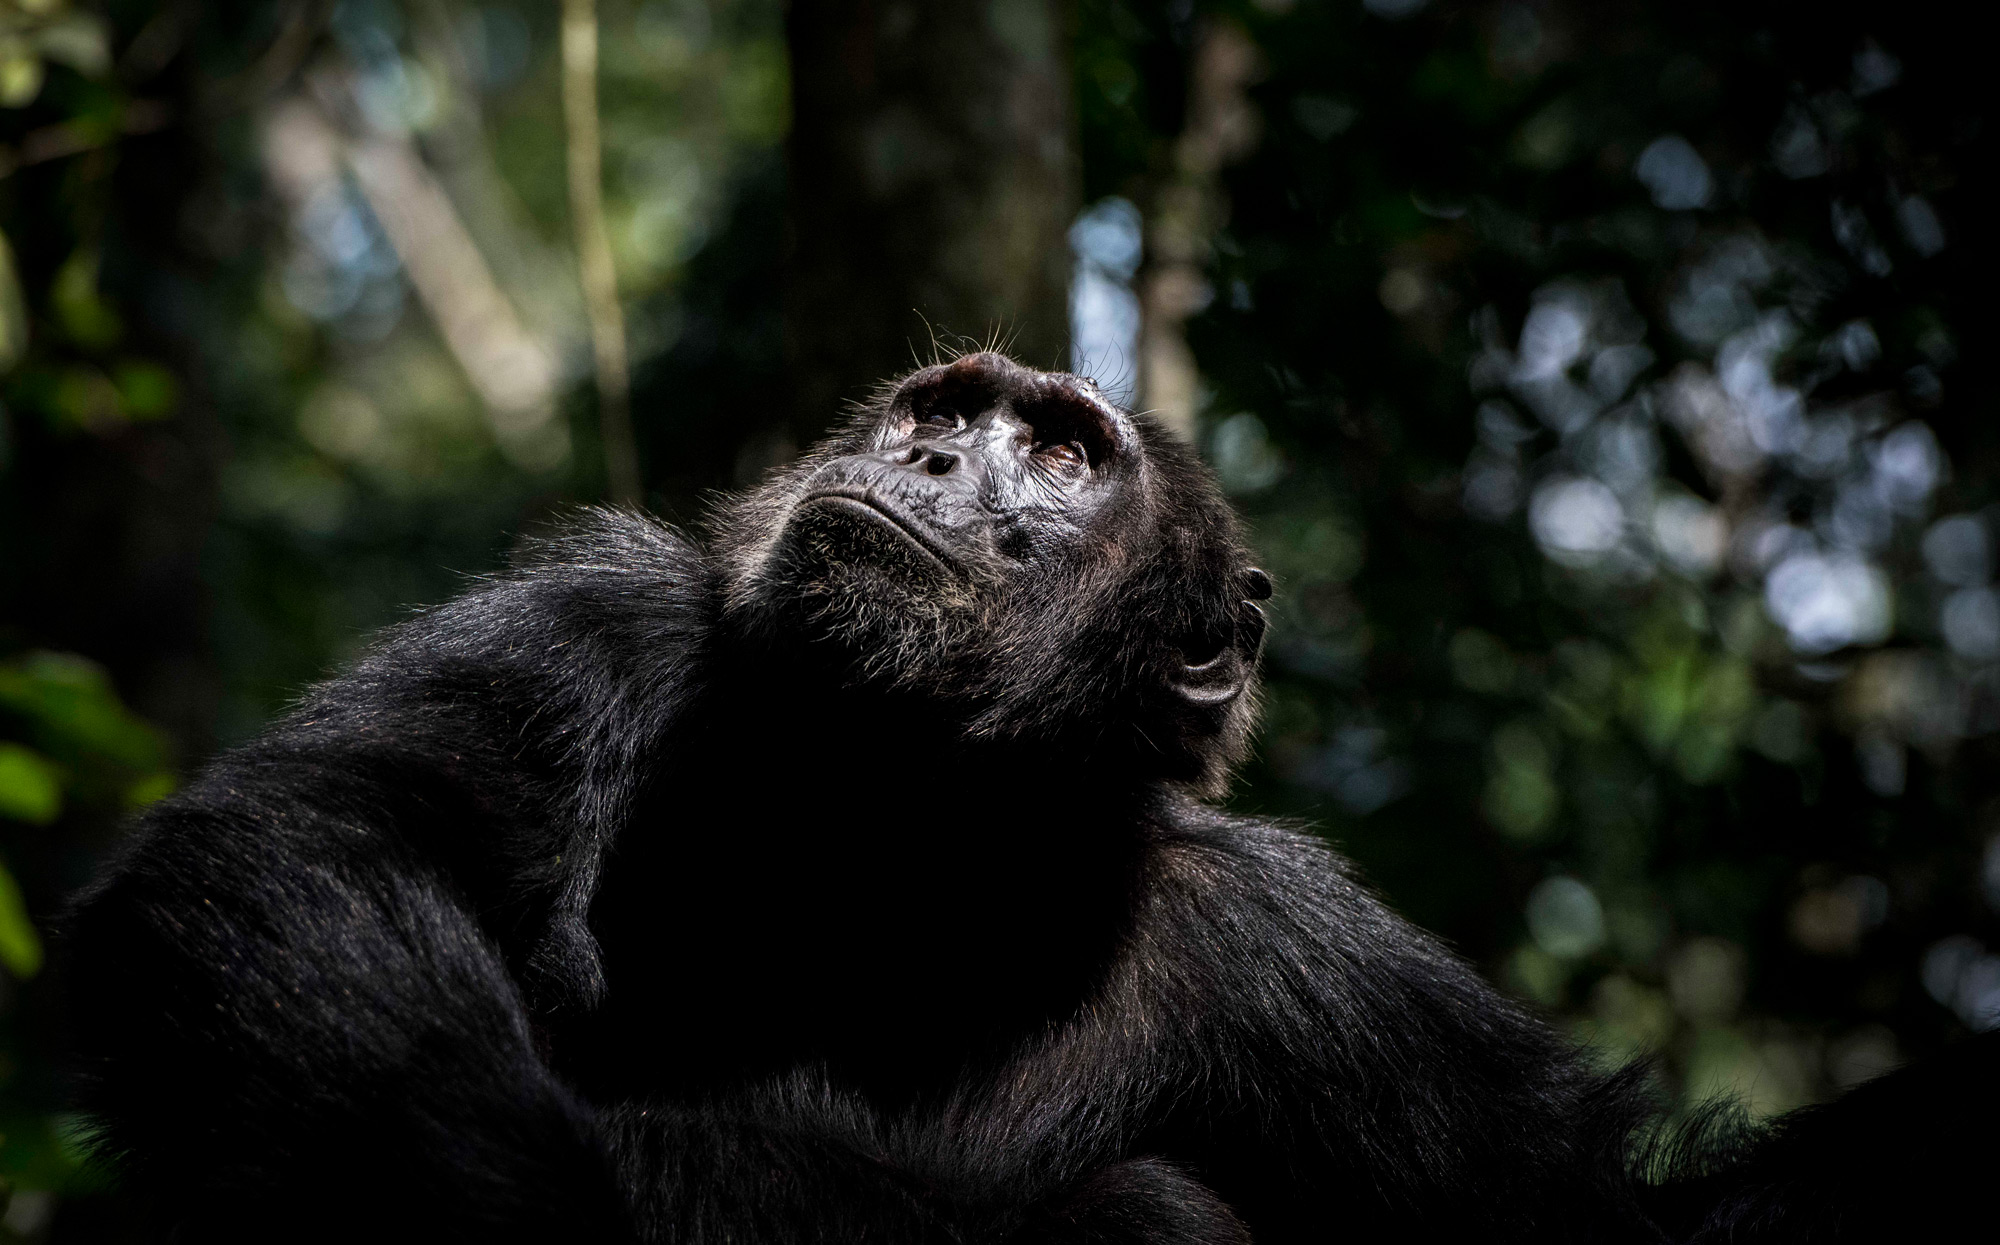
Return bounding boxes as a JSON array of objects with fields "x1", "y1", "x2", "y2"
[
  {"x1": 1171, "y1": 643, "x2": 1249, "y2": 707},
  {"x1": 1168, "y1": 568, "x2": 1273, "y2": 708}
]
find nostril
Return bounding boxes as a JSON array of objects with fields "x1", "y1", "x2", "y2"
[
  {"x1": 901, "y1": 446, "x2": 924, "y2": 465},
  {"x1": 924, "y1": 452, "x2": 956, "y2": 476}
]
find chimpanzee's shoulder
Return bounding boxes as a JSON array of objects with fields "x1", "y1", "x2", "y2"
[
  {"x1": 391, "y1": 508, "x2": 717, "y2": 659},
  {"x1": 504, "y1": 507, "x2": 711, "y2": 583},
  {"x1": 1145, "y1": 794, "x2": 1353, "y2": 875}
]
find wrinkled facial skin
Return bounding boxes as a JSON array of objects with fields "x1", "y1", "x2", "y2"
[
  {"x1": 794, "y1": 356, "x2": 1135, "y2": 580},
  {"x1": 720, "y1": 351, "x2": 1269, "y2": 790},
  {"x1": 727, "y1": 352, "x2": 1139, "y2": 642}
]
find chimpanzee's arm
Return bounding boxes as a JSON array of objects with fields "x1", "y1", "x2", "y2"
[
  {"x1": 65, "y1": 784, "x2": 639, "y2": 1239},
  {"x1": 600, "y1": 1089, "x2": 1252, "y2": 1244},
  {"x1": 953, "y1": 803, "x2": 1657, "y2": 1241},
  {"x1": 58, "y1": 515, "x2": 701, "y2": 1237}
]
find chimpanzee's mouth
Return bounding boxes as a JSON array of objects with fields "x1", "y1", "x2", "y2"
[{"x1": 797, "y1": 491, "x2": 961, "y2": 575}]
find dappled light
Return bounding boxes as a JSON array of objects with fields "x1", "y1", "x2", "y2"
[{"x1": 1176, "y1": 0, "x2": 2000, "y2": 1133}]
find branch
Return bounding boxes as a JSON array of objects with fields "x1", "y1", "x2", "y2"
[
  {"x1": 560, "y1": 0, "x2": 641, "y2": 504},
  {"x1": 0, "y1": 101, "x2": 172, "y2": 181}
]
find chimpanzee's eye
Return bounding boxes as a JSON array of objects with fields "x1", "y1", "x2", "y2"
[
  {"x1": 1016, "y1": 393, "x2": 1115, "y2": 471},
  {"x1": 1037, "y1": 441, "x2": 1088, "y2": 472}
]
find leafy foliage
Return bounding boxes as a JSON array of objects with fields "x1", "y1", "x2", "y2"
[{"x1": 1176, "y1": 0, "x2": 2000, "y2": 1117}]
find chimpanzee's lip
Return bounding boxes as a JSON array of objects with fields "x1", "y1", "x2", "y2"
[{"x1": 798, "y1": 490, "x2": 961, "y2": 575}]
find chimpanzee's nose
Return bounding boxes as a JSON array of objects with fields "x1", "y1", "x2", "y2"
[
  {"x1": 860, "y1": 439, "x2": 985, "y2": 494},
  {"x1": 895, "y1": 444, "x2": 963, "y2": 476}
]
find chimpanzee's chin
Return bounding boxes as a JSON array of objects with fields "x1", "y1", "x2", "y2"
[{"x1": 770, "y1": 498, "x2": 958, "y2": 596}]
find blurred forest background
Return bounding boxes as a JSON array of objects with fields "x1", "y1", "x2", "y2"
[{"x1": 3, "y1": 0, "x2": 1998, "y2": 1234}]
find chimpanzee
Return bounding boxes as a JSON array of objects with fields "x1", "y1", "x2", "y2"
[{"x1": 63, "y1": 353, "x2": 1997, "y2": 1242}]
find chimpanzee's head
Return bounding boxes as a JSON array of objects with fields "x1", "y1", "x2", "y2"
[{"x1": 720, "y1": 352, "x2": 1270, "y2": 792}]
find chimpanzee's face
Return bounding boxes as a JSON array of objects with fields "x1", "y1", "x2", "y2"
[
  {"x1": 721, "y1": 351, "x2": 1268, "y2": 785},
  {"x1": 766, "y1": 352, "x2": 1141, "y2": 609}
]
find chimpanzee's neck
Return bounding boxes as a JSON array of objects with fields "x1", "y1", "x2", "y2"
[{"x1": 696, "y1": 623, "x2": 1155, "y2": 811}]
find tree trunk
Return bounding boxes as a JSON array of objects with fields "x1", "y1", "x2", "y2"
[{"x1": 785, "y1": 0, "x2": 1080, "y2": 441}]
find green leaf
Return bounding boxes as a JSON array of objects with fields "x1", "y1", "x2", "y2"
[
  {"x1": 113, "y1": 361, "x2": 180, "y2": 420},
  {"x1": 52, "y1": 249, "x2": 122, "y2": 350},
  {"x1": 124, "y1": 771, "x2": 175, "y2": 810},
  {"x1": 0, "y1": 744, "x2": 61, "y2": 825},
  {"x1": 0, "y1": 856, "x2": 44, "y2": 979},
  {"x1": 0, "y1": 652, "x2": 165, "y2": 773},
  {"x1": 0, "y1": 45, "x2": 45, "y2": 109}
]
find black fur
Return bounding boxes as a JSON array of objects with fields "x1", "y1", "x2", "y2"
[{"x1": 62, "y1": 353, "x2": 1995, "y2": 1241}]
